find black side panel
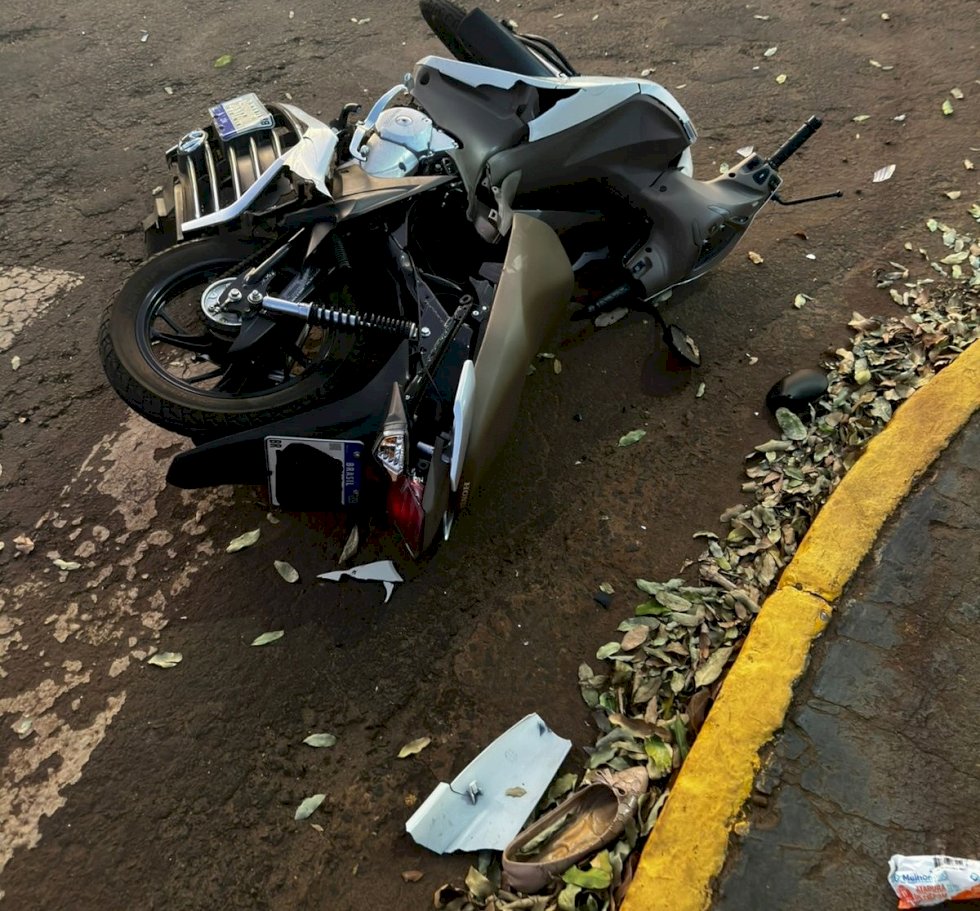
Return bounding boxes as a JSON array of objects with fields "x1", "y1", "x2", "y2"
[
  {"x1": 166, "y1": 342, "x2": 410, "y2": 489},
  {"x1": 486, "y1": 94, "x2": 689, "y2": 201},
  {"x1": 412, "y1": 64, "x2": 539, "y2": 196},
  {"x1": 455, "y1": 9, "x2": 554, "y2": 77}
]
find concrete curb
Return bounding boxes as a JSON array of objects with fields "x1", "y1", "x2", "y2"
[{"x1": 622, "y1": 340, "x2": 980, "y2": 911}]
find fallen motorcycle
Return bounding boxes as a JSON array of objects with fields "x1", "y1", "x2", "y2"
[{"x1": 99, "y1": 0, "x2": 838, "y2": 555}]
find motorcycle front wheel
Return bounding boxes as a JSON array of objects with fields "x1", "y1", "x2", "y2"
[{"x1": 99, "y1": 235, "x2": 382, "y2": 438}]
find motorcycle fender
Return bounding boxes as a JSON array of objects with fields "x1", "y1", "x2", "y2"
[{"x1": 461, "y1": 213, "x2": 573, "y2": 490}]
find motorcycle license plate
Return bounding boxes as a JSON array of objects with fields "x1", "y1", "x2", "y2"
[
  {"x1": 265, "y1": 437, "x2": 362, "y2": 509},
  {"x1": 209, "y1": 93, "x2": 275, "y2": 141}
]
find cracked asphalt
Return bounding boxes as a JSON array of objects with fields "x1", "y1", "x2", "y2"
[{"x1": 716, "y1": 414, "x2": 980, "y2": 911}]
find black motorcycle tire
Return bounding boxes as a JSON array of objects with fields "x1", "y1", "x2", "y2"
[
  {"x1": 99, "y1": 235, "x2": 366, "y2": 438},
  {"x1": 419, "y1": 0, "x2": 471, "y2": 61}
]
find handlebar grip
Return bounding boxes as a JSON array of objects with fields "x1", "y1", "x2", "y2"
[{"x1": 768, "y1": 116, "x2": 823, "y2": 170}]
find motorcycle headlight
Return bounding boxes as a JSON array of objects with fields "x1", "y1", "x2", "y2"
[{"x1": 374, "y1": 382, "x2": 409, "y2": 480}]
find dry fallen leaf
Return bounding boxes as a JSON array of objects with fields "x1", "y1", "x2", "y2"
[
  {"x1": 302, "y1": 733, "x2": 337, "y2": 748},
  {"x1": 294, "y1": 794, "x2": 325, "y2": 820},
  {"x1": 274, "y1": 560, "x2": 299, "y2": 583},
  {"x1": 226, "y1": 528, "x2": 260, "y2": 553},
  {"x1": 397, "y1": 736, "x2": 431, "y2": 758}
]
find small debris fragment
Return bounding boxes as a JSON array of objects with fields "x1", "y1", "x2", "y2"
[
  {"x1": 251, "y1": 630, "x2": 284, "y2": 646},
  {"x1": 164, "y1": 86, "x2": 174, "y2": 95},
  {"x1": 317, "y1": 560, "x2": 403, "y2": 603},
  {"x1": 140, "y1": 31, "x2": 148, "y2": 43},
  {"x1": 640, "y1": 68, "x2": 654, "y2": 77},
  {"x1": 950, "y1": 87, "x2": 964, "y2": 100},
  {"x1": 213, "y1": 54, "x2": 233, "y2": 68},
  {"x1": 763, "y1": 46, "x2": 778, "y2": 57},
  {"x1": 147, "y1": 651, "x2": 183, "y2": 668},
  {"x1": 872, "y1": 164, "x2": 896, "y2": 182},
  {"x1": 401, "y1": 871, "x2": 424, "y2": 883},
  {"x1": 965, "y1": 159, "x2": 975, "y2": 171},
  {"x1": 11, "y1": 355, "x2": 21, "y2": 370},
  {"x1": 13, "y1": 534, "x2": 34, "y2": 555},
  {"x1": 852, "y1": 114, "x2": 871, "y2": 122},
  {"x1": 737, "y1": 145, "x2": 755, "y2": 157},
  {"x1": 793, "y1": 293, "x2": 813, "y2": 309},
  {"x1": 505, "y1": 787, "x2": 527, "y2": 798},
  {"x1": 942, "y1": 99, "x2": 954, "y2": 115},
  {"x1": 696, "y1": 382, "x2": 706, "y2": 398},
  {"x1": 944, "y1": 190, "x2": 962, "y2": 200},
  {"x1": 52, "y1": 558, "x2": 81, "y2": 571},
  {"x1": 775, "y1": 74, "x2": 787, "y2": 84},
  {"x1": 880, "y1": 11, "x2": 890, "y2": 19},
  {"x1": 747, "y1": 251, "x2": 764, "y2": 264},
  {"x1": 594, "y1": 307, "x2": 629, "y2": 328}
]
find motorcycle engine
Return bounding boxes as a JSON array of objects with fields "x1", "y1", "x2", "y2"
[{"x1": 361, "y1": 107, "x2": 456, "y2": 179}]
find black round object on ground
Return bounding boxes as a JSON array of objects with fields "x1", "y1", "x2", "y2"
[{"x1": 766, "y1": 367, "x2": 829, "y2": 414}]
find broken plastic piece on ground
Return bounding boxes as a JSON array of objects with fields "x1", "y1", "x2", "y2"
[
  {"x1": 405, "y1": 713, "x2": 571, "y2": 854},
  {"x1": 872, "y1": 163, "x2": 896, "y2": 183},
  {"x1": 317, "y1": 559, "x2": 403, "y2": 602},
  {"x1": 887, "y1": 855, "x2": 980, "y2": 908},
  {"x1": 766, "y1": 367, "x2": 829, "y2": 415},
  {"x1": 502, "y1": 766, "x2": 649, "y2": 894}
]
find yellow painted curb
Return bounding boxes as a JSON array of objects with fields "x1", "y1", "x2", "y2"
[
  {"x1": 623, "y1": 339, "x2": 980, "y2": 911},
  {"x1": 780, "y1": 341, "x2": 980, "y2": 601}
]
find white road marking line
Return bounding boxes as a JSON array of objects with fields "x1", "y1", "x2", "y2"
[
  {"x1": 1, "y1": 413, "x2": 232, "y2": 876},
  {"x1": 0, "y1": 266, "x2": 84, "y2": 353}
]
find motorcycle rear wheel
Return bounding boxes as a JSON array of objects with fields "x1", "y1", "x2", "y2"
[{"x1": 99, "y1": 235, "x2": 377, "y2": 438}]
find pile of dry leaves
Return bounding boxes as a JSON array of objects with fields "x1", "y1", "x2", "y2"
[{"x1": 439, "y1": 213, "x2": 978, "y2": 911}]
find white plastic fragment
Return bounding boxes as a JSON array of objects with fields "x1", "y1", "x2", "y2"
[
  {"x1": 888, "y1": 855, "x2": 980, "y2": 908},
  {"x1": 317, "y1": 560, "x2": 403, "y2": 603},
  {"x1": 405, "y1": 714, "x2": 571, "y2": 853},
  {"x1": 873, "y1": 164, "x2": 896, "y2": 183}
]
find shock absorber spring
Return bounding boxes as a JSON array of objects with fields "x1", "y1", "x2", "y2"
[
  {"x1": 331, "y1": 233, "x2": 351, "y2": 271},
  {"x1": 307, "y1": 305, "x2": 418, "y2": 339}
]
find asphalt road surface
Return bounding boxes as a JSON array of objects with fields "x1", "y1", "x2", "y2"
[{"x1": 1, "y1": 1, "x2": 976, "y2": 908}]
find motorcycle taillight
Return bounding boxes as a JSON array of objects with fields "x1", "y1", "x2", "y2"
[{"x1": 388, "y1": 476, "x2": 425, "y2": 556}]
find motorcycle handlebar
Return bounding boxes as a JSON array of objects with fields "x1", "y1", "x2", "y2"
[{"x1": 768, "y1": 116, "x2": 823, "y2": 170}]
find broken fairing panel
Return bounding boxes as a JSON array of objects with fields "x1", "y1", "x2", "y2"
[
  {"x1": 317, "y1": 559, "x2": 403, "y2": 603},
  {"x1": 405, "y1": 713, "x2": 571, "y2": 853}
]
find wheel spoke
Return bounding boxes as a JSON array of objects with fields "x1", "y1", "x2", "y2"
[
  {"x1": 150, "y1": 330, "x2": 217, "y2": 354},
  {"x1": 183, "y1": 366, "x2": 226, "y2": 385},
  {"x1": 156, "y1": 307, "x2": 190, "y2": 335}
]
